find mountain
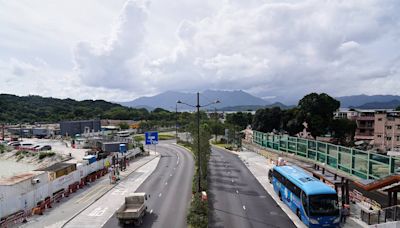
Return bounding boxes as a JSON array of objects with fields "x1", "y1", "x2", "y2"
[
  {"x1": 219, "y1": 102, "x2": 293, "y2": 111},
  {"x1": 336, "y1": 95, "x2": 400, "y2": 108},
  {"x1": 0, "y1": 94, "x2": 149, "y2": 123},
  {"x1": 355, "y1": 100, "x2": 400, "y2": 109},
  {"x1": 120, "y1": 90, "x2": 270, "y2": 111}
]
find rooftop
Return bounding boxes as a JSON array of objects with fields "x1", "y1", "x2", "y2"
[
  {"x1": 0, "y1": 171, "x2": 45, "y2": 186},
  {"x1": 36, "y1": 162, "x2": 76, "y2": 172}
]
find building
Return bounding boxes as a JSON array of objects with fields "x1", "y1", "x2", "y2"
[
  {"x1": 60, "y1": 120, "x2": 101, "y2": 137},
  {"x1": 374, "y1": 111, "x2": 400, "y2": 152},
  {"x1": 351, "y1": 110, "x2": 376, "y2": 142}
]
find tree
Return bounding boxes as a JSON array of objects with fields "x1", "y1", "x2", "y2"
[
  {"x1": 208, "y1": 120, "x2": 224, "y2": 142},
  {"x1": 282, "y1": 108, "x2": 303, "y2": 135},
  {"x1": 396, "y1": 106, "x2": 400, "y2": 111},
  {"x1": 330, "y1": 119, "x2": 356, "y2": 145},
  {"x1": 297, "y1": 93, "x2": 340, "y2": 138},
  {"x1": 225, "y1": 112, "x2": 253, "y2": 129},
  {"x1": 252, "y1": 107, "x2": 282, "y2": 133},
  {"x1": 118, "y1": 122, "x2": 130, "y2": 130}
]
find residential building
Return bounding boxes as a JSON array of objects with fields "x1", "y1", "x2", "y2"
[
  {"x1": 374, "y1": 111, "x2": 400, "y2": 152},
  {"x1": 351, "y1": 110, "x2": 376, "y2": 142}
]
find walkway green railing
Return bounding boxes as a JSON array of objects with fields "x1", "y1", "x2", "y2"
[{"x1": 253, "y1": 131, "x2": 400, "y2": 180}]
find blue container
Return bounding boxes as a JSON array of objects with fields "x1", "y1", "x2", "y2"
[
  {"x1": 83, "y1": 155, "x2": 97, "y2": 164},
  {"x1": 119, "y1": 144, "x2": 127, "y2": 153}
]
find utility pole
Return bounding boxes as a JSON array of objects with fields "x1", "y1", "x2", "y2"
[
  {"x1": 176, "y1": 103, "x2": 178, "y2": 143},
  {"x1": 196, "y1": 92, "x2": 201, "y2": 192},
  {"x1": 177, "y1": 93, "x2": 220, "y2": 193}
]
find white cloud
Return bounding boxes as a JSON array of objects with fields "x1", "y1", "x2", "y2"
[{"x1": 1, "y1": 0, "x2": 400, "y2": 103}]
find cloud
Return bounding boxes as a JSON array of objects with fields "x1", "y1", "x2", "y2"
[
  {"x1": 71, "y1": 0, "x2": 400, "y2": 103},
  {"x1": 1, "y1": 0, "x2": 400, "y2": 103},
  {"x1": 73, "y1": 0, "x2": 148, "y2": 91}
]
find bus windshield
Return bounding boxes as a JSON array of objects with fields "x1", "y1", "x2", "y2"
[{"x1": 309, "y1": 194, "x2": 339, "y2": 216}]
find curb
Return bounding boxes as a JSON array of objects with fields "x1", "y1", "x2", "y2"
[{"x1": 61, "y1": 154, "x2": 160, "y2": 227}]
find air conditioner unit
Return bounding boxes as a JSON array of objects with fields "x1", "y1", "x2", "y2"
[{"x1": 31, "y1": 178, "x2": 40, "y2": 184}]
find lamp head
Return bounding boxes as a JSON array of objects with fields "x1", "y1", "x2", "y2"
[{"x1": 177, "y1": 100, "x2": 182, "y2": 104}]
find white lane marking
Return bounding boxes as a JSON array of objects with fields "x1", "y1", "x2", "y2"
[
  {"x1": 165, "y1": 182, "x2": 168, "y2": 185},
  {"x1": 88, "y1": 207, "x2": 108, "y2": 217},
  {"x1": 150, "y1": 209, "x2": 153, "y2": 214},
  {"x1": 232, "y1": 179, "x2": 234, "y2": 183},
  {"x1": 243, "y1": 205, "x2": 246, "y2": 210},
  {"x1": 170, "y1": 174, "x2": 173, "y2": 177},
  {"x1": 159, "y1": 193, "x2": 162, "y2": 197},
  {"x1": 236, "y1": 190, "x2": 239, "y2": 194}
]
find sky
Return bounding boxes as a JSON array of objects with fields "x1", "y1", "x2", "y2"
[{"x1": 0, "y1": 0, "x2": 399, "y2": 104}]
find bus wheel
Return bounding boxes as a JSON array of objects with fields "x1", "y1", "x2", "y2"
[{"x1": 296, "y1": 209, "x2": 301, "y2": 221}]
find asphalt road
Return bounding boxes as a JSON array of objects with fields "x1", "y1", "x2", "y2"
[
  {"x1": 103, "y1": 142, "x2": 194, "y2": 228},
  {"x1": 208, "y1": 146, "x2": 296, "y2": 228}
]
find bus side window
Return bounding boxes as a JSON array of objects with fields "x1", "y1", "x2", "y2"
[{"x1": 301, "y1": 191, "x2": 308, "y2": 216}]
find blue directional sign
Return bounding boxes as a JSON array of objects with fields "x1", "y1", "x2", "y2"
[{"x1": 145, "y1": 131, "x2": 158, "y2": 145}]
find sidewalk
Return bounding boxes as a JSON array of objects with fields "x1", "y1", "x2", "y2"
[{"x1": 216, "y1": 145, "x2": 368, "y2": 228}]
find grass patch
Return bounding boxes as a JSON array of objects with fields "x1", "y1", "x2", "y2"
[
  {"x1": 16, "y1": 150, "x2": 29, "y2": 156},
  {"x1": 134, "y1": 135, "x2": 145, "y2": 142},
  {"x1": 178, "y1": 140, "x2": 192, "y2": 150},
  {"x1": 16, "y1": 155, "x2": 24, "y2": 162},
  {"x1": 134, "y1": 133, "x2": 176, "y2": 142},
  {"x1": 39, "y1": 152, "x2": 56, "y2": 160},
  {"x1": 159, "y1": 133, "x2": 175, "y2": 140}
]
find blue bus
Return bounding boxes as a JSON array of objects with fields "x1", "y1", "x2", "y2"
[{"x1": 269, "y1": 165, "x2": 340, "y2": 227}]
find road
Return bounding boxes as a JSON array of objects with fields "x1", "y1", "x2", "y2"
[
  {"x1": 103, "y1": 142, "x2": 194, "y2": 228},
  {"x1": 208, "y1": 146, "x2": 296, "y2": 228}
]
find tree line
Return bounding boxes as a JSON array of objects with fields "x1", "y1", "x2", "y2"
[{"x1": 252, "y1": 93, "x2": 356, "y2": 145}]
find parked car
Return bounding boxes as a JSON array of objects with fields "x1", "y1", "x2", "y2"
[
  {"x1": 18, "y1": 143, "x2": 34, "y2": 150},
  {"x1": 8, "y1": 141, "x2": 21, "y2": 147},
  {"x1": 36, "y1": 145, "x2": 52, "y2": 151}
]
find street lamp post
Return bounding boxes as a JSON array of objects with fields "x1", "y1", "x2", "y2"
[
  {"x1": 175, "y1": 103, "x2": 178, "y2": 143},
  {"x1": 177, "y1": 92, "x2": 220, "y2": 193}
]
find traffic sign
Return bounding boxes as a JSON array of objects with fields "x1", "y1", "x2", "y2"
[{"x1": 145, "y1": 131, "x2": 158, "y2": 145}]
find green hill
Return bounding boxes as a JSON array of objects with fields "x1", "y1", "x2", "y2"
[{"x1": 0, "y1": 94, "x2": 149, "y2": 123}]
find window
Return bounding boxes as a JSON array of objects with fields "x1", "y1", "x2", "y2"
[
  {"x1": 397, "y1": 136, "x2": 400, "y2": 141},
  {"x1": 272, "y1": 170, "x2": 286, "y2": 183},
  {"x1": 387, "y1": 126, "x2": 393, "y2": 130},
  {"x1": 286, "y1": 180, "x2": 301, "y2": 197},
  {"x1": 387, "y1": 137, "x2": 392, "y2": 141},
  {"x1": 301, "y1": 191, "x2": 309, "y2": 216},
  {"x1": 377, "y1": 135, "x2": 382, "y2": 138},
  {"x1": 378, "y1": 118, "x2": 383, "y2": 121},
  {"x1": 398, "y1": 125, "x2": 400, "y2": 130},
  {"x1": 309, "y1": 194, "x2": 339, "y2": 216},
  {"x1": 360, "y1": 129, "x2": 365, "y2": 133}
]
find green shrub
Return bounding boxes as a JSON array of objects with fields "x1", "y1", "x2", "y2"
[
  {"x1": 134, "y1": 135, "x2": 145, "y2": 142},
  {"x1": 39, "y1": 152, "x2": 56, "y2": 159},
  {"x1": 187, "y1": 193, "x2": 208, "y2": 228}
]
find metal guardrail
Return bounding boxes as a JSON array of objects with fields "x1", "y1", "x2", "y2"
[
  {"x1": 253, "y1": 131, "x2": 400, "y2": 180},
  {"x1": 361, "y1": 205, "x2": 400, "y2": 225}
]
